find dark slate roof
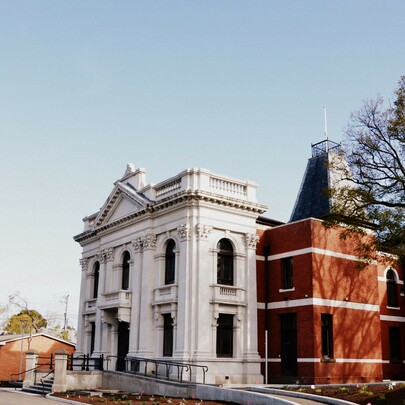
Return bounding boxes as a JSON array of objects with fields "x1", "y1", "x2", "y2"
[{"x1": 289, "y1": 140, "x2": 340, "y2": 222}]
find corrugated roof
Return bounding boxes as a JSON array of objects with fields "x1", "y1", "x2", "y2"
[{"x1": 0, "y1": 333, "x2": 75, "y2": 346}]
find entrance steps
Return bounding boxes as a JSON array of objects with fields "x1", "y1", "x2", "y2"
[{"x1": 21, "y1": 378, "x2": 53, "y2": 395}]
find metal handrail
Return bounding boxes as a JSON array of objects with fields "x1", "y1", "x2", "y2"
[
  {"x1": 40, "y1": 369, "x2": 54, "y2": 396},
  {"x1": 9, "y1": 361, "x2": 53, "y2": 390},
  {"x1": 105, "y1": 355, "x2": 208, "y2": 384},
  {"x1": 69, "y1": 354, "x2": 104, "y2": 371}
]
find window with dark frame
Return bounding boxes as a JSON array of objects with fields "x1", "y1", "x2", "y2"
[
  {"x1": 93, "y1": 262, "x2": 100, "y2": 299},
  {"x1": 122, "y1": 251, "x2": 130, "y2": 290},
  {"x1": 216, "y1": 313, "x2": 234, "y2": 357},
  {"x1": 217, "y1": 239, "x2": 234, "y2": 286},
  {"x1": 163, "y1": 313, "x2": 173, "y2": 357},
  {"x1": 165, "y1": 240, "x2": 176, "y2": 285},
  {"x1": 281, "y1": 257, "x2": 294, "y2": 289},
  {"x1": 321, "y1": 314, "x2": 334, "y2": 359},
  {"x1": 389, "y1": 327, "x2": 401, "y2": 363},
  {"x1": 90, "y1": 322, "x2": 96, "y2": 354},
  {"x1": 387, "y1": 270, "x2": 399, "y2": 307}
]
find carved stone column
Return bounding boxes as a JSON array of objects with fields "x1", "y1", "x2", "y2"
[
  {"x1": 192, "y1": 224, "x2": 213, "y2": 360},
  {"x1": 243, "y1": 233, "x2": 261, "y2": 361},
  {"x1": 127, "y1": 239, "x2": 143, "y2": 357},
  {"x1": 93, "y1": 248, "x2": 113, "y2": 356},
  {"x1": 75, "y1": 258, "x2": 88, "y2": 356},
  {"x1": 137, "y1": 234, "x2": 156, "y2": 357}
]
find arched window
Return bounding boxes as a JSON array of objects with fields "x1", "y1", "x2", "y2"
[
  {"x1": 217, "y1": 239, "x2": 234, "y2": 286},
  {"x1": 165, "y1": 240, "x2": 176, "y2": 285},
  {"x1": 122, "y1": 251, "x2": 130, "y2": 290},
  {"x1": 93, "y1": 262, "x2": 100, "y2": 299},
  {"x1": 387, "y1": 269, "x2": 398, "y2": 307}
]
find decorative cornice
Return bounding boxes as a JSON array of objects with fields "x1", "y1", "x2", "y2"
[
  {"x1": 74, "y1": 189, "x2": 266, "y2": 244},
  {"x1": 195, "y1": 224, "x2": 212, "y2": 239}
]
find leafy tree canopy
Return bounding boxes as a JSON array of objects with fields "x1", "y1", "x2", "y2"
[
  {"x1": 327, "y1": 76, "x2": 405, "y2": 260},
  {"x1": 3, "y1": 309, "x2": 47, "y2": 335}
]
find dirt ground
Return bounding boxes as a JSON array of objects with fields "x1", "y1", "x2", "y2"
[
  {"x1": 51, "y1": 383, "x2": 405, "y2": 405},
  {"x1": 51, "y1": 392, "x2": 238, "y2": 405},
  {"x1": 282, "y1": 383, "x2": 405, "y2": 405}
]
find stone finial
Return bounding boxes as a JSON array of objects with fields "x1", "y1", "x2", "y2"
[{"x1": 123, "y1": 163, "x2": 136, "y2": 178}]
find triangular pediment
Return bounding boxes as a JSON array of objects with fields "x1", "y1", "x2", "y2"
[{"x1": 93, "y1": 182, "x2": 150, "y2": 228}]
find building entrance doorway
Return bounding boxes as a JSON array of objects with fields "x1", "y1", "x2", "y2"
[
  {"x1": 117, "y1": 321, "x2": 129, "y2": 371},
  {"x1": 280, "y1": 313, "x2": 297, "y2": 377}
]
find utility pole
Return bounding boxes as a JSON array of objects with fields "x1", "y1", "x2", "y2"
[{"x1": 62, "y1": 295, "x2": 69, "y2": 332}]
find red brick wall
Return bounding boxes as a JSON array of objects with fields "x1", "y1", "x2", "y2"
[
  {"x1": 0, "y1": 335, "x2": 75, "y2": 381},
  {"x1": 256, "y1": 218, "x2": 393, "y2": 383}
]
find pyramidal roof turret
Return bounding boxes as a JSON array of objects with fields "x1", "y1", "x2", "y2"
[{"x1": 290, "y1": 139, "x2": 344, "y2": 222}]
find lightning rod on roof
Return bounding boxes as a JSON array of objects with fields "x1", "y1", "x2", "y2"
[{"x1": 323, "y1": 107, "x2": 328, "y2": 141}]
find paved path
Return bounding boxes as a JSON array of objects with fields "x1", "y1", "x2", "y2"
[
  {"x1": 0, "y1": 389, "x2": 63, "y2": 405},
  {"x1": 266, "y1": 393, "x2": 330, "y2": 405}
]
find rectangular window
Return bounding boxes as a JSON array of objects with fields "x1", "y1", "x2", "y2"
[
  {"x1": 216, "y1": 314, "x2": 234, "y2": 357},
  {"x1": 217, "y1": 255, "x2": 233, "y2": 285},
  {"x1": 280, "y1": 313, "x2": 298, "y2": 376},
  {"x1": 321, "y1": 314, "x2": 333, "y2": 359},
  {"x1": 93, "y1": 264, "x2": 100, "y2": 298},
  {"x1": 90, "y1": 322, "x2": 96, "y2": 354},
  {"x1": 281, "y1": 257, "x2": 294, "y2": 289},
  {"x1": 163, "y1": 314, "x2": 173, "y2": 357},
  {"x1": 389, "y1": 327, "x2": 401, "y2": 363}
]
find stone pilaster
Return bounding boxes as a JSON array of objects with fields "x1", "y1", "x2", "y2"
[
  {"x1": 136, "y1": 233, "x2": 156, "y2": 357},
  {"x1": 52, "y1": 349, "x2": 69, "y2": 393},
  {"x1": 23, "y1": 350, "x2": 38, "y2": 388}
]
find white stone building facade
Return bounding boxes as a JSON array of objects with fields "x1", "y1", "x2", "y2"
[{"x1": 74, "y1": 165, "x2": 266, "y2": 384}]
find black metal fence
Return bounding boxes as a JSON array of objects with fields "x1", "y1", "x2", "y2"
[
  {"x1": 106, "y1": 355, "x2": 208, "y2": 384},
  {"x1": 67, "y1": 354, "x2": 208, "y2": 384},
  {"x1": 68, "y1": 354, "x2": 104, "y2": 371}
]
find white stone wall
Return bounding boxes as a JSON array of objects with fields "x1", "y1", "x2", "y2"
[{"x1": 74, "y1": 166, "x2": 266, "y2": 384}]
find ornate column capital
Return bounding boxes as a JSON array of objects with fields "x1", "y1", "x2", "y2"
[
  {"x1": 177, "y1": 224, "x2": 191, "y2": 241},
  {"x1": 103, "y1": 248, "x2": 114, "y2": 262},
  {"x1": 96, "y1": 251, "x2": 105, "y2": 263},
  {"x1": 132, "y1": 234, "x2": 157, "y2": 251},
  {"x1": 244, "y1": 233, "x2": 259, "y2": 249},
  {"x1": 195, "y1": 223, "x2": 212, "y2": 239},
  {"x1": 132, "y1": 237, "x2": 143, "y2": 251},
  {"x1": 79, "y1": 258, "x2": 88, "y2": 272},
  {"x1": 142, "y1": 233, "x2": 157, "y2": 250},
  {"x1": 97, "y1": 248, "x2": 114, "y2": 263}
]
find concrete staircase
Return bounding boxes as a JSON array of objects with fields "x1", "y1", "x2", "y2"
[{"x1": 21, "y1": 377, "x2": 53, "y2": 395}]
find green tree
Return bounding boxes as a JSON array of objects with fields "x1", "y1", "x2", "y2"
[
  {"x1": 327, "y1": 76, "x2": 405, "y2": 260},
  {"x1": 3, "y1": 309, "x2": 48, "y2": 334}
]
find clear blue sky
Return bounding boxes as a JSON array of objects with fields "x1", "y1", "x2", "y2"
[{"x1": 1, "y1": 0, "x2": 404, "y2": 331}]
